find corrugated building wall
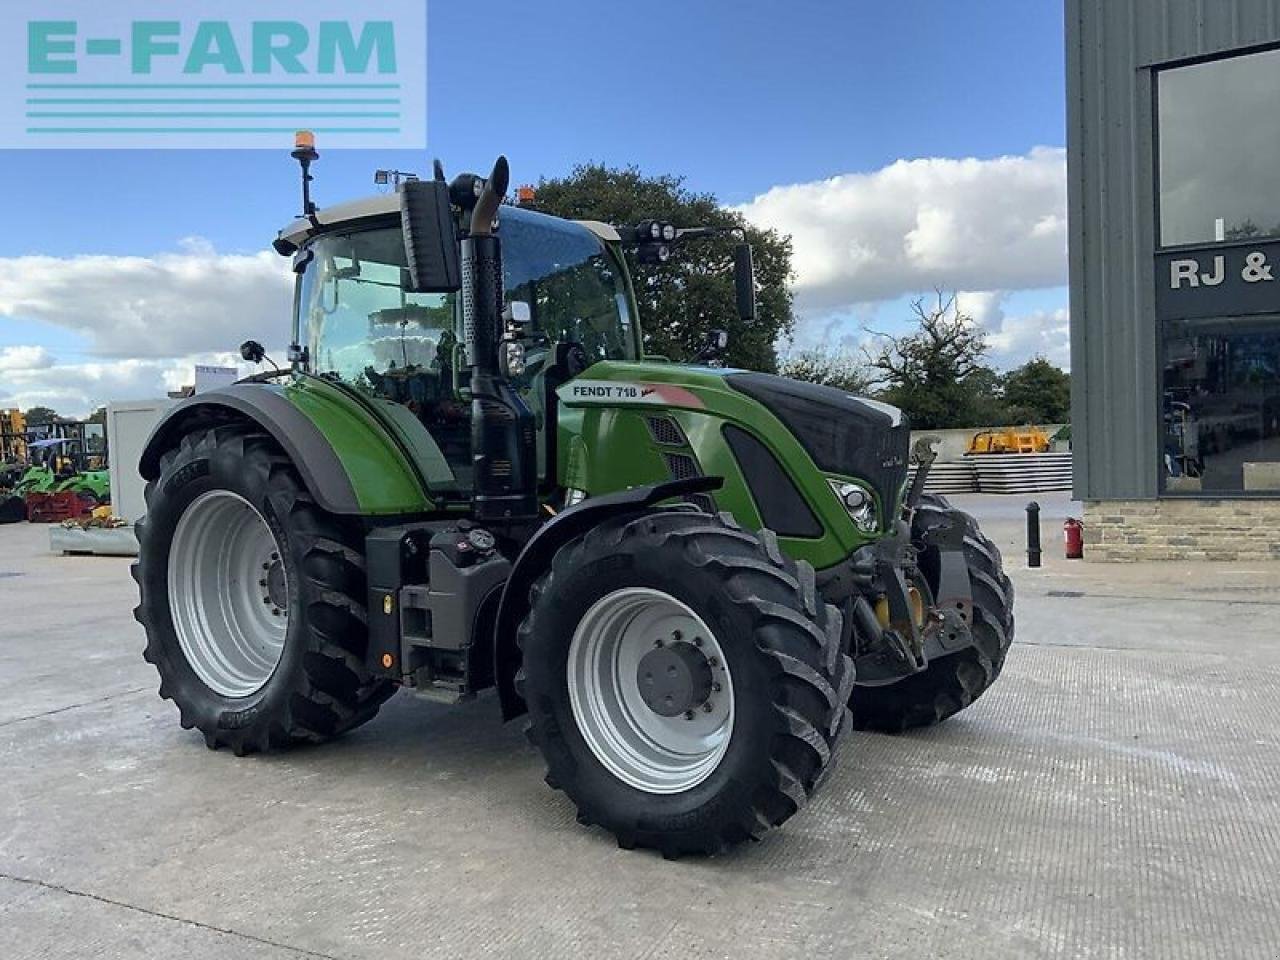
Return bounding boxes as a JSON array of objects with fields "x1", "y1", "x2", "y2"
[{"x1": 1066, "y1": 0, "x2": 1280, "y2": 499}]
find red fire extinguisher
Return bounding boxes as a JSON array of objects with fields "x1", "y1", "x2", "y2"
[{"x1": 1064, "y1": 518, "x2": 1084, "y2": 560}]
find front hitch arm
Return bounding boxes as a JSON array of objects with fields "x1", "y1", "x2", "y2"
[{"x1": 904, "y1": 435, "x2": 941, "y2": 512}]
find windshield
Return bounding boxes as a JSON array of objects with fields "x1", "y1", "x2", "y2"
[
  {"x1": 296, "y1": 209, "x2": 637, "y2": 385},
  {"x1": 500, "y1": 211, "x2": 637, "y2": 364}
]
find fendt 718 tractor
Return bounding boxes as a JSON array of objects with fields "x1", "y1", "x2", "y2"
[{"x1": 134, "y1": 136, "x2": 1014, "y2": 857}]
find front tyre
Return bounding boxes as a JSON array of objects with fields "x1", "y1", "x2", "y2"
[
  {"x1": 850, "y1": 494, "x2": 1014, "y2": 732},
  {"x1": 133, "y1": 425, "x2": 395, "y2": 755},
  {"x1": 517, "y1": 510, "x2": 854, "y2": 857}
]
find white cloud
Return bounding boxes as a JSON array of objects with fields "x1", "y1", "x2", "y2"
[
  {"x1": 0, "y1": 243, "x2": 292, "y2": 358},
  {"x1": 953, "y1": 290, "x2": 1071, "y2": 370},
  {"x1": 736, "y1": 147, "x2": 1068, "y2": 311},
  {"x1": 0, "y1": 349, "x2": 255, "y2": 418},
  {"x1": 0, "y1": 345, "x2": 55, "y2": 372},
  {"x1": 987, "y1": 307, "x2": 1071, "y2": 370}
]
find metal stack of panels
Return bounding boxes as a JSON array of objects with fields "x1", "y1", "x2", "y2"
[
  {"x1": 907, "y1": 460, "x2": 978, "y2": 494},
  {"x1": 970, "y1": 453, "x2": 1074, "y2": 494}
]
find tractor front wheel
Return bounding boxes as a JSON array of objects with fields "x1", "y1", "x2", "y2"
[
  {"x1": 849, "y1": 494, "x2": 1014, "y2": 732},
  {"x1": 517, "y1": 509, "x2": 854, "y2": 857},
  {"x1": 133, "y1": 425, "x2": 395, "y2": 755}
]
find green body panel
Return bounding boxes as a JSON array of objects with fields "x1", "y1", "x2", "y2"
[
  {"x1": 280, "y1": 376, "x2": 436, "y2": 515},
  {"x1": 15, "y1": 465, "x2": 56, "y2": 494},
  {"x1": 56, "y1": 470, "x2": 110, "y2": 498},
  {"x1": 14, "y1": 465, "x2": 110, "y2": 499},
  {"x1": 556, "y1": 361, "x2": 887, "y2": 570}
]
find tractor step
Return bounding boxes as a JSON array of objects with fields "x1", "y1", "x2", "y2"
[{"x1": 410, "y1": 683, "x2": 475, "y2": 706}]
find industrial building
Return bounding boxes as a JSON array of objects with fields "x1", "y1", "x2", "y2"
[{"x1": 1067, "y1": 0, "x2": 1280, "y2": 559}]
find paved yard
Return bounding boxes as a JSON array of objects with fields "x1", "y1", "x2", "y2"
[{"x1": 2, "y1": 495, "x2": 1278, "y2": 959}]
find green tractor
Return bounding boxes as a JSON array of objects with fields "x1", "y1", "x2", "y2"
[
  {"x1": 17, "y1": 438, "x2": 111, "y2": 503},
  {"x1": 133, "y1": 141, "x2": 1013, "y2": 857}
]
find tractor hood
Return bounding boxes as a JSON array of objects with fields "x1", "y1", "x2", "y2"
[
  {"x1": 724, "y1": 372, "x2": 912, "y2": 510},
  {"x1": 556, "y1": 361, "x2": 911, "y2": 568}
]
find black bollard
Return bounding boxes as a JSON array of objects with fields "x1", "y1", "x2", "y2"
[{"x1": 1026, "y1": 500, "x2": 1042, "y2": 568}]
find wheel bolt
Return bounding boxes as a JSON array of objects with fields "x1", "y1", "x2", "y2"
[
  {"x1": 672, "y1": 629, "x2": 682, "y2": 641},
  {"x1": 259, "y1": 579, "x2": 267, "y2": 587},
  {"x1": 262, "y1": 597, "x2": 271, "y2": 605},
  {"x1": 654, "y1": 638, "x2": 664, "y2": 648},
  {"x1": 271, "y1": 553, "x2": 278, "y2": 561},
  {"x1": 262, "y1": 562, "x2": 270, "y2": 571},
  {"x1": 708, "y1": 657, "x2": 720, "y2": 668},
  {"x1": 712, "y1": 682, "x2": 722, "y2": 692},
  {"x1": 272, "y1": 608, "x2": 281, "y2": 617},
  {"x1": 703, "y1": 702, "x2": 714, "y2": 713},
  {"x1": 684, "y1": 710, "x2": 695, "y2": 721},
  {"x1": 693, "y1": 636, "x2": 702, "y2": 647}
]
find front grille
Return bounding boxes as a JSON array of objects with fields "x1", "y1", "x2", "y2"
[
  {"x1": 663, "y1": 452, "x2": 701, "y2": 480},
  {"x1": 727, "y1": 372, "x2": 910, "y2": 517},
  {"x1": 646, "y1": 416, "x2": 687, "y2": 446}
]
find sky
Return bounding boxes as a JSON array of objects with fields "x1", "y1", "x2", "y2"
[{"x1": 0, "y1": 0, "x2": 1070, "y2": 416}]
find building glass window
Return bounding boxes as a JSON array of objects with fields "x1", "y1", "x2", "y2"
[
  {"x1": 1158, "y1": 47, "x2": 1280, "y2": 247},
  {"x1": 1161, "y1": 317, "x2": 1280, "y2": 493}
]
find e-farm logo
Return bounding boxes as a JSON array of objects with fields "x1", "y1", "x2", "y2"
[{"x1": 1, "y1": 1, "x2": 426, "y2": 149}]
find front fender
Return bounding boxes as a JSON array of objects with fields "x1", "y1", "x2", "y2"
[{"x1": 492, "y1": 475, "x2": 722, "y2": 720}]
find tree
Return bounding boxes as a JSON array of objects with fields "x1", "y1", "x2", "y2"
[
  {"x1": 779, "y1": 350, "x2": 873, "y2": 394},
  {"x1": 527, "y1": 164, "x2": 795, "y2": 371},
  {"x1": 1002, "y1": 357, "x2": 1072, "y2": 424},
  {"x1": 23, "y1": 406, "x2": 59, "y2": 425},
  {"x1": 866, "y1": 292, "x2": 993, "y2": 429}
]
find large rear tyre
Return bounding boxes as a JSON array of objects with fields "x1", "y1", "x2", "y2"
[
  {"x1": 133, "y1": 425, "x2": 395, "y2": 755},
  {"x1": 850, "y1": 494, "x2": 1014, "y2": 733},
  {"x1": 517, "y1": 509, "x2": 854, "y2": 857}
]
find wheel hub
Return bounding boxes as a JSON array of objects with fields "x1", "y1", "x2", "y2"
[
  {"x1": 567, "y1": 587, "x2": 735, "y2": 795},
  {"x1": 167, "y1": 490, "x2": 289, "y2": 699},
  {"x1": 264, "y1": 558, "x2": 288, "y2": 611},
  {"x1": 637, "y1": 641, "x2": 713, "y2": 717}
]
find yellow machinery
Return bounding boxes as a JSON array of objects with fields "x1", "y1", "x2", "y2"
[
  {"x1": 1, "y1": 409, "x2": 27, "y2": 463},
  {"x1": 967, "y1": 426, "x2": 1051, "y2": 455}
]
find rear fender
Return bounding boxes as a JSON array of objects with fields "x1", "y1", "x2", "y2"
[
  {"x1": 492, "y1": 475, "x2": 722, "y2": 720},
  {"x1": 138, "y1": 381, "x2": 431, "y2": 515}
]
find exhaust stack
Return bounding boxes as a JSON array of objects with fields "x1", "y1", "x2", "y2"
[{"x1": 461, "y1": 156, "x2": 538, "y2": 523}]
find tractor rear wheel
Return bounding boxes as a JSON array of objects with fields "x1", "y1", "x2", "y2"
[
  {"x1": 517, "y1": 509, "x2": 854, "y2": 857},
  {"x1": 133, "y1": 425, "x2": 395, "y2": 755},
  {"x1": 849, "y1": 494, "x2": 1015, "y2": 732}
]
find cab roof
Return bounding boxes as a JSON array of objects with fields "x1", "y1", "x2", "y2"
[{"x1": 275, "y1": 192, "x2": 619, "y2": 252}]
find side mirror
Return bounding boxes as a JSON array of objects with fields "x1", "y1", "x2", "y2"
[
  {"x1": 733, "y1": 242, "x2": 756, "y2": 323},
  {"x1": 239, "y1": 340, "x2": 266, "y2": 363},
  {"x1": 504, "y1": 301, "x2": 532, "y2": 327},
  {"x1": 400, "y1": 180, "x2": 461, "y2": 293}
]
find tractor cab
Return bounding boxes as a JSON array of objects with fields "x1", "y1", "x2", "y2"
[{"x1": 278, "y1": 196, "x2": 639, "y2": 491}]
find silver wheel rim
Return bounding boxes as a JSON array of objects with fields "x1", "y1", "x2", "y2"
[
  {"x1": 567, "y1": 587, "x2": 734, "y2": 794},
  {"x1": 168, "y1": 490, "x2": 289, "y2": 699}
]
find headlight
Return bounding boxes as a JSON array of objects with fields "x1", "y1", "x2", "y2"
[{"x1": 827, "y1": 478, "x2": 879, "y2": 533}]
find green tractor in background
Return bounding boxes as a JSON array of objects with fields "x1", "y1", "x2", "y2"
[
  {"x1": 133, "y1": 138, "x2": 1013, "y2": 857},
  {"x1": 16, "y1": 438, "x2": 111, "y2": 503}
]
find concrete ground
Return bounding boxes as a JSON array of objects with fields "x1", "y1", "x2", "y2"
[{"x1": 2, "y1": 493, "x2": 1278, "y2": 959}]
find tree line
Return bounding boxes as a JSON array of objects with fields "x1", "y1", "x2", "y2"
[
  {"x1": 778, "y1": 293, "x2": 1071, "y2": 428},
  {"x1": 532, "y1": 166, "x2": 1070, "y2": 430}
]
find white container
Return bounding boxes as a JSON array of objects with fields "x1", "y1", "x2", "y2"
[{"x1": 106, "y1": 399, "x2": 177, "y2": 524}]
